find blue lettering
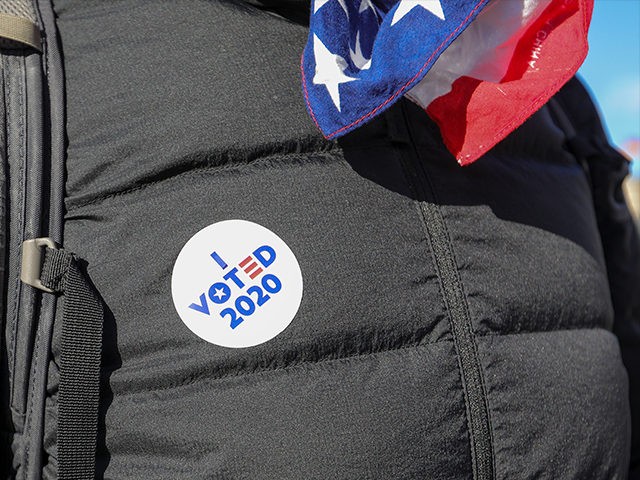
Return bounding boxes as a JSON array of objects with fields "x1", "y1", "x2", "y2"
[
  {"x1": 253, "y1": 245, "x2": 276, "y2": 268},
  {"x1": 223, "y1": 267, "x2": 245, "y2": 289},
  {"x1": 188, "y1": 293, "x2": 210, "y2": 316}
]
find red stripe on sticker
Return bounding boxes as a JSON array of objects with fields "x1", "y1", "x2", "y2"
[
  {"x1": 239, "y1": 256, "x2": 252, "y2": 267},
  {"x1": 249, "y1": 268, "x2": 263, "y2": 279},
  {"x1": 243, "y1": 261, "x2": 259, "y2": 273}
]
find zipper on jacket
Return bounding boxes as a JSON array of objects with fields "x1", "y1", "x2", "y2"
[{"x1": 393, "y1": 100, "x2": 495, "y2": 480}]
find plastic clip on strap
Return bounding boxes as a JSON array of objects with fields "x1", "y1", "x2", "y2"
[{"x1": 21, "y1": 238, "x2": 103, "y2": 480}]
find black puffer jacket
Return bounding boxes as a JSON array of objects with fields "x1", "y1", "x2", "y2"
[{"x1": 1, "y1": 1, "x2": 638, "y2": 479}]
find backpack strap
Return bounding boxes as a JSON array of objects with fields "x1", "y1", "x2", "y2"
[
  {"x1": 0, "y1": 0, "x2": 41, "y2": 50},
  {"x1": 1, "y1": 0, "x2": 104, "y2": 478},
  {"x1": 21, "y1": 241, "x2": 104, "y2": 480}
]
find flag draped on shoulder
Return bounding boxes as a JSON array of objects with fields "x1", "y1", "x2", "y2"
[{"x1": 301, "y1": 0, "x2": 594, "y2": 165}]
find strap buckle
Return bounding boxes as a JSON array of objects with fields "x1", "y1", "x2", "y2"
[{"x1": 21, "y1": 237, "x2": 57, "y2": 293}]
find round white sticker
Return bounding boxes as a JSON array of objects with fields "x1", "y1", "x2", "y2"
[{"x1": 171, "y1": 220, "x2": 303, "y2": 348}]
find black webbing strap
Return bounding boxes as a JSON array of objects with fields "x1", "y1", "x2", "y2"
[{"x1": 40, "y1": 248, "x2": 103, "y2": 480}]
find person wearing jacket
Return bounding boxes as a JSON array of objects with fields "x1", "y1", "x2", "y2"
[{"x1": 0, "y1": 0, "x2": 638, "y2": 478}]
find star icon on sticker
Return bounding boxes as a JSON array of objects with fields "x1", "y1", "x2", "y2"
[
  {"x1": 313, "y1": 34, "x2": 358, "y2": 112},
  {"x1": 391, "y1": 0, "x2": 445, "y2": 26},
  {"x1": 212, "y1": 288, "x2": 227, "y2": 301},
  {"x1": 209, "y1": 283, "x2": 231, "y2": 304}
]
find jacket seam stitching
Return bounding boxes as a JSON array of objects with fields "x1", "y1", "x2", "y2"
[
  {"x1": 431, "y1": 203, "x2": 496, "y2": 480},
  {"x1": 398, "y1": 100, "x2": 496, "y2": 480}
]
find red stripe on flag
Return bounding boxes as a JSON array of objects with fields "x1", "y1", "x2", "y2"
[
  {"x1": 426, "y1": 0, "x2": 591, "y2": 165},
  {"x1": 239, "y1": 256, "x2": 252, "y2": 268}
]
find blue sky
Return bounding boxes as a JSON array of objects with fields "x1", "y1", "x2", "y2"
[{"x1": 578, "y1": 0, "x2": 640, "y2": 176}]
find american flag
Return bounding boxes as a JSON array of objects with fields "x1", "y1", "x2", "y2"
[{"x1": 302, "y1": 0, "x2": 593, "y2": 165}]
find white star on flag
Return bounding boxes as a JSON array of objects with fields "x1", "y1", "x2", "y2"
[
  {"x1": 314, "y1": 0, "x2": 349, "y2": 17},
  {"x1": 350, "y1": 31, "x2": 371, "y2": 70},
  {"x1": 391, "y1": 0, "x2": 445, "y2": 26},
  {"x1": 313, "y1": 34, "x2": 358, "y2": 112}
]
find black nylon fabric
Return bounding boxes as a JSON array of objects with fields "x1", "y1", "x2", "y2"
[
  {"x1": 244, "y1": 0, "x2": 310, "y2": 24},
  {"x1": 478, "y1": 329, "x2": 630, "y2": 479},
  {"x1": 553, "y1": 77, "x2": 640, "y2": 477},
  {"x1": 0, "y1": 0, "x2": 635, "y2": 478},
  {"x1": 52, "y1": 0, "x2": 326, "y2": 209}
]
